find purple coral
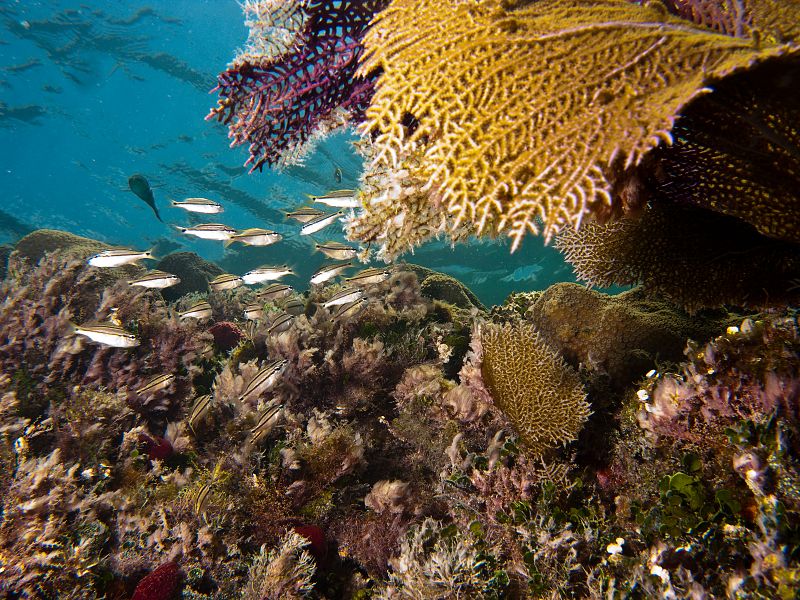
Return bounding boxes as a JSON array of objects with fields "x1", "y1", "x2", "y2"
[{"x1": 207, "y1": 0, "x2": 389, "y2": 170}]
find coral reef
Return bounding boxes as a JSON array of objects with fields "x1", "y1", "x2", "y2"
[{"x1": 13, "y1": 228, "x2": 109, "y2": 263}]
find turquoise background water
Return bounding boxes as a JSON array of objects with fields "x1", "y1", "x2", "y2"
[{"x1": 0, "y1": 1, "x2": 575, "y2": 306}]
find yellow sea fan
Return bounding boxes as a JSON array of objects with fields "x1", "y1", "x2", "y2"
[{"x1": 353, "y1": 0, "x2": 790, "y2": 254}]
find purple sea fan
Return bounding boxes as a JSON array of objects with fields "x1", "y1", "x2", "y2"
[{"x1": 207, "y1": 0, "x2": 389, "y2": 170}]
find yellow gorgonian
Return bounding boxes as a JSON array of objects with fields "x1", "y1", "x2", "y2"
[{"x1": 348, "y1": 0, "x2": 794, "y2": 256}]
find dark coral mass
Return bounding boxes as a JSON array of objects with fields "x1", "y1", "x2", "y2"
[{"x1": 207, "y1": 0, "x2": 389, "y2": 170}]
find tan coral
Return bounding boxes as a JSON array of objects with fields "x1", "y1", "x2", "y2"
[{"x1": 479, "y1": 321, "x2": 590, "y2": 455}]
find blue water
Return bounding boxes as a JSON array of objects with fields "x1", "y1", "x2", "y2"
[{"x1": 0, "y1": 1, "x2": 575, "y2": 306}]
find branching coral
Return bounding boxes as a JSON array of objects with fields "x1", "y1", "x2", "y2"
[
  {"x1": 347, "y1": 0, "x2": 796, "y2": 255},
  {"x1": 208, "y1": 0, "x2": 389, "y2": 169},
  {"x1": 478, "y1": 321, "x2": 591, "y2": 455}
]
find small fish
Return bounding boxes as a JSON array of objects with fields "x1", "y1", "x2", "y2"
[
  {"x1": 281, "y1": 298, "x2": 305, "y2": 316},
  {"x1": 243, "y1": 303, "x2": 264, "y2": 321},
  {"x1": 334, "y1": 166, "x2": 342, "y2": 183},
  {"x1": 315, "y1": 241, "x2": 358, "y2": 260},
  {"x1": 308, "y1": 189, "x2": 359, "y2": 208},
  {"x1": 310, "y1": 261, "x2": 353, "y2": 285},
  {"x1": 242, "y1": 265, "x2": 294, "y2": 285},
  {"x1": 69, "y1": 322, "x2": 140, "y2": 348},
  {"x1": 250, "y1": 403, "x2": 283, "y2": 443},
  {"x1": 268, "y1": 312, "x2": 295, "y2": 335},
  {"x1": 194, "y1": 483, "x2": 212, "y2": 516},
  {"x1": 128, "y1": 174, "x2": 163, "y2": 222},
  {"x1": 128, "y1": 270, "x2": 181, "y2": 289},
  {"x1": 88, "y1": 248, "x2": 155, "y2": 268},
  {"x1": 178, "y1": 301, "x2": 213, "y2": 320},
  {"x1": 171, "y1": 197, "x2": 223, "y2": 214},
  {"x1": 322, "y1": 287, "x2": 365, "y2": 308},
  {"x1": 209, "y1": 273, "x2": 244, "y2": 291},
  {"x1": 137, "y1": 373, "x2": 175, "y2": 396},
  {"x1": 332, "y1": 297, "x2": 369, "y2": 321},
  {"x1": 177, "y1": 223, "x2": 236, "y2": 241},
  {"x1": 285, "y1": 206, "x2": 325, "y2": 223},
  {"x1": 224, "y1": 228, "x2": 282, "y2": 247},
  {"x1": 239, "y1": 359, "x2": 289, "y2": 402},
  {"x1": 345, "y1": 267, "x2": 392, "y2": 286},
  {"x1": 188, "y1": 394, "x2": 213, "y2": 432},
  {"x1": 256, "y1": 283, "x2": 294, "y2": 301},
  {"x1": 300, "y1": 211, "x2": 344, "y2": 236}
]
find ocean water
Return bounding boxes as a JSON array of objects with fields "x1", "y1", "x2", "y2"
[{"x1": 0, "y1": 0, "x2": 575, "y2": 307}]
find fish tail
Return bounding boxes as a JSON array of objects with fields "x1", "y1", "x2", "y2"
[
  {"x1": 66, "y1": 321, "x2": 78, "y2": 336},
  {"x1": 223, "y1": 238, "x2": 235, "y2": 248}
]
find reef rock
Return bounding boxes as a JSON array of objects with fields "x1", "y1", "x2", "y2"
[
  {"x1": 13, "y1": 228, "x2": 109, "y2": 263},
  {"x1": 157, "y1": 252, "x2": 223, "y2": 302},
  {"x1": 405, "y1": 264, "x2": 485, "y2": 311},
  {"x1": 0, "y1": 244, "x2": 11, "y2": 279},
  {"x1": 527, "y1": 283, "x2": 731, "y2": 386}
]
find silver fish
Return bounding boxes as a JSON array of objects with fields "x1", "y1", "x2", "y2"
[
  {"x1": 256, "y1": 283, "x2": 294, "y2": 301},
  {"x1": 250, "y1": 402, "x2": 283, "y2": 443},
  {"x1": 224, "y1": 228, "x2": 282, "y2": 247},
  {"x1": 239, "y1": 359, "x2": 288, "y2": 402},
  {"x1": 243, "y1": 303, "x2": 265, "y2": 321},
  {"x1": 300, "y1": 211, "x2": 344, "y2": 236},
  {"x1": 178, "y1": 301, "x2": 213, "y2": 320},
  {"x1": 188, "y1": 394, "x2": 213, "y2": 432},
  {"x1": 88, "y1": 248, "x2": 155, "y2": 268},
  {"x1": 177, "y1": 223, "x2": 236, "y2": 241},
  {"x1": 137, "y1": 373, "x2": 175, "y2": 396},
  {"x1": 322, "y1": 287, "x2": 365, "y2": 308},
  {"x1": 194, "y1": 483, "x2": 212, "y2": 515},
  {"x1": 242, "y1": 265, "x2": 293, "y2": 285},
  {"x1": 285, "y1": 206, "x2": 325, "y2": 223},
  {"x1": 332, "y1": 297, "x2": 369, "y2": 321},
  {"x1": 281, "y1": 298, "x2": 305, "y2": 316},
  {"x1": 308, "y1": 189, "x2": 360, "y2": 208},
  {"x1": 268, "y1": 312, "x2": 295, "y2": 335},
  {"x1": 345, "y1": 267, "x2": 392, "y2": 286},
  {"x1": 209, "y1": 273, "x2": 244, "y2": 291},
  {"x1": 315, "y1": 241, "x2": 358, "y2": 260},
  {"x1": 70, "y1": 322, "x2": 140, "y2": 348},
  {"x1": 310, "y1": 261, "x2": 352, "y2": 285},
  {"x1": 128, "y1": 270, "x2": 181, "y2": 289},
  {"x1": 171, "y1": 197, "x2": 223, "y2": 214}
]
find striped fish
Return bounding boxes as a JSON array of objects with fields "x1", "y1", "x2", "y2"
[
  {"x1": 178, "y1": 301, "x2": 213, "y2": 320},
  {"x1": 256, "y1": 283, "x2": 293, "y2": 301},
  {"x1": 333, "y1": 297, "x2": 369, "y2": 322},
  {"x1": 308, "y1": 189, "x2": 360, "y2": 208},
  {"x1": 322, "y1": 287, "x2": 365, "y2": 308},
  {"x1": 209, "y1": 273, "x2": 244, "y2": 291},
  {"x1": 239, "y1": 359, "x2": 289, "y2": 402},
  {"x1": 345, "y1": 267, "x2": 392, "y2": 286},
  {"x1": 177, "y1": 223, "x2": 236, "y2": 241},
  {"x1": 285, "y1": 206, "x2": 325, "y2": 223},
  {"x1": 88, "y1": 248, "x2": 155, "y2": 268},
  {"x1": 128, "y1": 270, "x2": 181, "y2": 289},
  {"x1": 300, "y1": 211, "x2": 344, "y2": 236},
  {"x1": 224, "y1": 228, "x2": 282, "y2": 247},
  {"x1": 310, "y1": 261, "x2": 352, "y2": 285},
  {"x1": 137, "y1": 373, "x2": 175, "y2": 396},
  {"x1": 315, "y1": 241, "x2": 358, "y2": 260},
  {"x1": 242, "y1": 265, "x2": 293, "y2": 285},
  {"x1": 268, "y1": 312, "x2": 295, "y2": 335},
  {"x1": 281, "y1": 298, "x2": 305, "y2": 316},
  {"x1": 188, "y1": 394, "x2": 212, "y2": 432},
  {"x1": 243, "y1": 303, "x2": 264, "y2": 321},
  {"x1": 250, "y1": 403, "x2": 283, "y2": 443},
  {"x1": 194, "y1": 483, "x2": 212, "y2": 516},
  {"x1": 69, "y1": 322, "x2": 140, "y2": 348},
  {"x1": 171, "y1": 197, "x2": 223, "y2": 214}
]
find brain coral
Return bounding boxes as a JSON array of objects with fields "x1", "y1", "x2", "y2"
[
  {"x1": 347, "y1": 0, "x2": 796, "y2": 255},
  {"x1": 479, "y1": 321, "x2": 591, "y2": 455}
]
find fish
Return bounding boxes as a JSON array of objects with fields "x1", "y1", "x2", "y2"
[
  {"x1": 88, "y1": 248, "x2": 155, "y2": 268},
  {"x1": 136, "y1": 373, "x2": 175, "y2": 396},
  {"x1": 300, "y1": 211, "x2": 344, "y2": 236},
  {"x1": 128, "y1": 174, "x2": 163, "y2": 222},
  {"x1": 308, "y1": 189, "x2": 360, "y2": 208},
  {"x1": 194, "y1": 483, "x2": 212, "y2": 516},
  {"x1": 285, "y1": 206, "x2": 325, "y2": 223},
  {"x1": 268, "y1": 312, "x2": 295, "y2": 335},
  {"x1": 242, "y1": 265, "x2": 294, "y2": 285},
  {"x1": 334, "y1": 166, "x2": 342, "y2": 183},
  {"x1": 176, "y1": 223, "x2": 236, "y2": 241},
  {"x1": 188, "y1": 394, "x2": 213, "y2": 432},
  {"x1": 322, "y1": 287, "x2": 365, "y2": 308},
  {"x1": 314, "y1": 241, "x2": 358, "y2": 260},
  {"x1": 128, "y1": 270, "x2": 181, "y2": 289},
  {"x1": 239, "y1": 359, "x2": 288, "y2": 402},
  {"x1": 256, "y1": 283, "x2": 294, "y2": 301},
  {"x1": 332, "y1": 297, "x2": 369, "y2": 322},
  {"x1": 243, "y1": 303, "x2": 264, "y2": 321},
  {"x1": 224, "y1": 228, "x2": 282, "y2": 247},
  {"x1": 281, "y1": 298, "x2": 305, "y2": 316},
  {"x1": 209, "y1": 273, "x2": 244, "y2": 291},
  {"x1": 171, "y1": 197, "x2": 223, "y2": 214},
  {"x1": 178, "y1": 301, "x2": 213, "y2": 320},
  {"x1": 250, "y1": 402, "x2": 283, "y2": 443},
  {"x1": 345, "y1": 267, "x2": 392, "y2": 286},
  {"x1": 310, "y1": 261, "x2": 353, "y2": 285},
  {"x1": 69, "y1": 322, "x2": 140, "y2": 348}
]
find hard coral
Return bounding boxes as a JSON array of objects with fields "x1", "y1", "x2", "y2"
[{"x1": 478, "y1": 321, "x2": 591, "y2": 455}]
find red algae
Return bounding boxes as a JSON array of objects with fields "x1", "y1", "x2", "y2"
[{"x1": 131, "y1": 561, "x2": 181, "y2": 600}]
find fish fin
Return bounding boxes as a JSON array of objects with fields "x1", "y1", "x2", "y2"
[
  {"x1": 145, "y1": 248, "x2": 161, "y2": 262},
  {"x1": 66, "y1": 321, "x2": 78, "y2": 336},
  {"x1": 223, "y1": 238, "x2": 235, "y2": 248},
  {"x1": 171, "y1": 224, "x2": 186, "y2": 234}
]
